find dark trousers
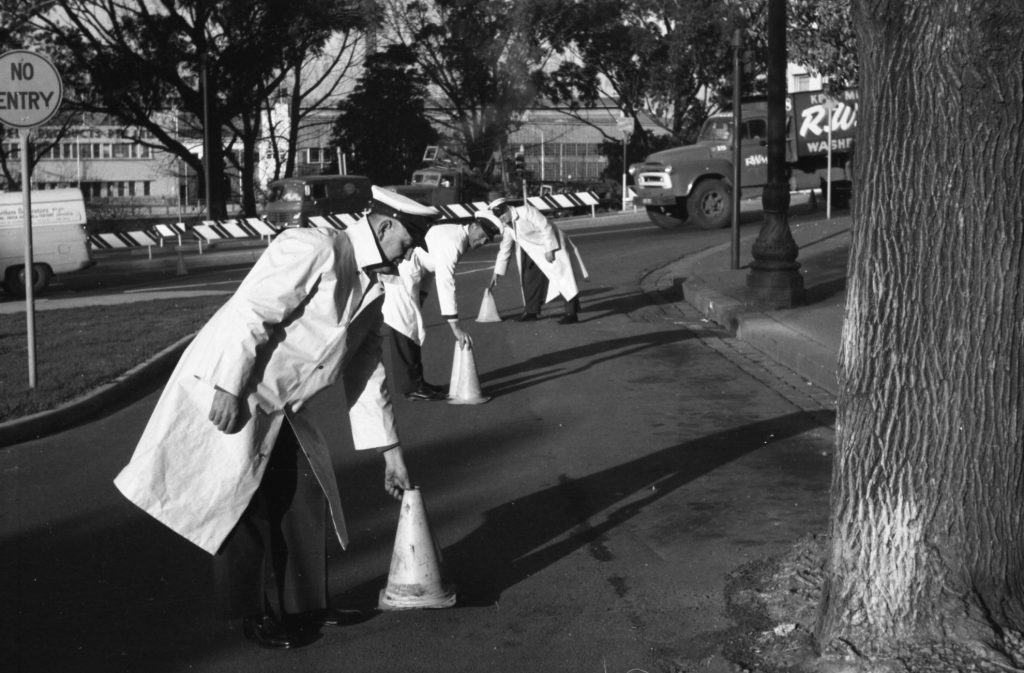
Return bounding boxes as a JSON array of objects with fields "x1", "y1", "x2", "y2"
[
  {"x1": 213, "y1": 421, "x2": 328, "y2": 621},
  {"x1": 520, "y1": 250, "x2": 579, "y2": 317},
  {"x1": 383, "y1": 323, "x2": 424, "y2": 394}
]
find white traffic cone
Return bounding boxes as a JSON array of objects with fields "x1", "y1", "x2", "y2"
[
  {"x1": 447, "y1": 342, "x2": 491, "y2": 405},
  {"x1": 378, "y1": 487, "x2": 456, "y2": 610},
  {"x1": 475, "y1": 288, "x2": 502, "y2": 323}
]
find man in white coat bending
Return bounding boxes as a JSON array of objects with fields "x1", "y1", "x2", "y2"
[
  {"x1": 382, "y1": 217, "x2": 501, "y2": 400},
  {"x1": 113, "y1": 187, "x2": 439, "y2": 650},
  {"x1": 481, "y1": 196, "x2": 586, "y2": 324}
]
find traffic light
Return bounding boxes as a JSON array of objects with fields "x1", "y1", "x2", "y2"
[{"x1": 514, "y1": 152, "x2": 525, "y2": 175}]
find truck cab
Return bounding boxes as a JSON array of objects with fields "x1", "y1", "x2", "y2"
[{"x1": 391, "y1": 166, "x2": 492, "y2": 207}]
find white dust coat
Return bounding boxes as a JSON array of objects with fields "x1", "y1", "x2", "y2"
[
  {"x1": 382, "y1": 224, "x2": 470, "y2": 344},
  {"x1": 492, "y1": 203, "x2": 586, "y2": 303},
  {"x1": 113, "y1": 221, "x2": 399, "y2": 555}
]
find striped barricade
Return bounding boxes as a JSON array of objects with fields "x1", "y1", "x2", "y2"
[
  {"x1": 192, "y1": 218, "x2": 280, "y2": 253},
  {"x1": 307, "y1": 213, "x2": 362, "y2": 230},
  {"x1": 431, "y1": 192, "x2": 605, "y2": 221},
  {"x1": 527, "y1": 191, "x2": 602, "y2": 216},
  {"x1": 152, "y1": 222, "x2": 189, "y2": 246},
  {"x1": 88, "y1": 230, "x2": 163, "y2": 260},
  {"x1": 437, "y1": 201, "x2": 489, "y2": 221}
]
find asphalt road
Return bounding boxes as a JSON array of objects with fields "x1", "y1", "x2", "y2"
[{"x1": 0, "y1": 208, "x2": 834, "y2": 673}]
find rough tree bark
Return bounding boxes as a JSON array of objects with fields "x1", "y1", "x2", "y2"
[{"x1": 816, "y1": 0, "x2": 1024, "y2": 662}]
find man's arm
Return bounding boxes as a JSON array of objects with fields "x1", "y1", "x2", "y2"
[{"x1": 381, "y1": 446, "x2": 412, "y2": 500}]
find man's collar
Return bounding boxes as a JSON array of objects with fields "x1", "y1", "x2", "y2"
[{"x1": 348, "y1": 216, "x2": 395, "y2": 273}]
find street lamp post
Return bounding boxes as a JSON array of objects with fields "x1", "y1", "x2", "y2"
[{"x1": 745, "y1": 0, "x2": 804, "y2": 308}]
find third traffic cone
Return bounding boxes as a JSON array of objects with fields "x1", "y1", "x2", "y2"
[
  {"x1": 447, "y1": 342, "x2": 491, "y2": 405},
  {"x1": 378, "y1": 487, "x2": 456, "y2": 610},
  {"x1": 475, "y1": 288, "x2": 501, "y2": 323}
]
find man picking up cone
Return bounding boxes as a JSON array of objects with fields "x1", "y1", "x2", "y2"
[
  {"x1": 479, "y1": 195, "x2": 587, "y2": 324},
  {"x1": 382, "y1": 216, "x2": 501, "y2": 401},
  {"x1": 113, "y1": 187, "x2": 439, "y2": 650}
]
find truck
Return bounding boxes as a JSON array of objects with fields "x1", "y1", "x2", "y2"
[
  {"x1": 390, "y1": 164, "x2": 493, "y2": 207},
  {"x1": 629, "y1": 88, "x2": 858, "y2": 230},
  {"x1": 0, "y1": 188, "x2": 92, "y2": 295},
  {"x1": 263, "y1": 174, "x2": 372, "y2": 228}
]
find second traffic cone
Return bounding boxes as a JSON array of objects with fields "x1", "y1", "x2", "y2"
[
  {"x1": 447, "y1": 342, "x2": 491, "y2": 405},
  {"x1": 475, "y1": 288, "x2": 501, "y2": 322},
  {"x1": 378, "y1": 487, "x2": 456, "y2": 610}
]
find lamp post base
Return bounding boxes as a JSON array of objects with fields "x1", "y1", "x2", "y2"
[{"x1": 746, "y1": 263, "x2": 805, "y2": 309}]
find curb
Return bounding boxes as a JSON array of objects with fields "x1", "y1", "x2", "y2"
[
  {"x1": 673, "y1": 242, "x2": 840, "y2": 398},
  {"x1": 0, "y1": 334, "x2": 192, "y2": 449},
  {"x1": 735, "y1": 314, "x2": 838, "y2": 396}
]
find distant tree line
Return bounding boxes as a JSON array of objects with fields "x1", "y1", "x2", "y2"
[{"x1": 0, "y1": 0, "x2": 856, "y2": 216}]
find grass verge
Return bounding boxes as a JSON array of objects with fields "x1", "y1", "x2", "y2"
[{"x1": 0, "y1": 295, "x2": 225, "y2": 421}]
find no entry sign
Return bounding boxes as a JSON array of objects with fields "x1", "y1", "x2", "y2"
[{"x1": 0, "y1": 50, "x2": 63, "y2": 128}]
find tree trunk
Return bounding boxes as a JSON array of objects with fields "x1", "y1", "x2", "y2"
[{"x1": 816, "y1": 0, "x2": 1024, "y2": 659}]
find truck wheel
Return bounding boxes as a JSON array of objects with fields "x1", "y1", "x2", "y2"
[
  {"x1": 687, "y1": 179, "x2": 731, "y2": 229},
  {"x1": 645, "y1": 205, "x2": 688, "y2": 230},
  {"x1": 5, "y1": 264, "x2": 52, "y2": 296}
]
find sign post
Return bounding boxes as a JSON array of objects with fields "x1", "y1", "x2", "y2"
[
  {"x1": 617, "y1": 115, "x2": 632, "y2": 212},
  {"x1": 0, "y1": 50, "x2": 64, "y2": 388},
  {"x1": 822, "y1": 95, "x2": 836, "y2": 220}
]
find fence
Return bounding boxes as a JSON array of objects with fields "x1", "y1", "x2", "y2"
[{"x1": 86, "y1": 190, "x2": 608, "y2": 253}]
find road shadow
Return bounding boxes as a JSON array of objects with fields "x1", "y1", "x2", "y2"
[
  {"x1": 334, "y1": 409, "x2": 834, "y2": 610},
  {"x1": 479, "y1": 328, "x2": 696, "y2": 397}
]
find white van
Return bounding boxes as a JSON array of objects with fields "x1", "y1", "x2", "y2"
[{"x1": 0, "y1": 188, "x2": 92, "y2": 295}]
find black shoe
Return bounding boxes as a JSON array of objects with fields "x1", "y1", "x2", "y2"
[
  {"x1": 515, "y1": 312, "x2": 539, "y2": 322},
  {"x1": 242, "y1": 615, "x2": 297, "y2": 650},
  {"x1": 289, "y1": 608, "x2": 368, "y2": 629},
  {"x1": 405, "y1": 386, "x2": 447, "y2": 401},
  {"x1": 423, "y1": 381, "x2": 447, "y2": 395},
  {"x1": 557, "y1": 314, "x2": 579, "y2": 325},
  {"x1": 318, "y1": 608, "x2": 369, "y2": 627}
]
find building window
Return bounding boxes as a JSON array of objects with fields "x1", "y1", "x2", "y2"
[
  {"x1": 306, "y1": 147, "x2": 329, "y2": 164},
  {"x1": 793, "y1": 73, "x2": 814, "y2": 92}
]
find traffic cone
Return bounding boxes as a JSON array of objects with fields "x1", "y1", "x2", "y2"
[
  {"x1": 447, "y1": 342, "x2": 491, "y2": 405},
  {"x1": 378, "y1": 487, "x2": 456, "y2": 610},
  {"x1": 175, "y1": 248, "x2": 188, "y2": 276},
  {"x1": 475, "y1": 288, "x2": 502, "y2": 322}
]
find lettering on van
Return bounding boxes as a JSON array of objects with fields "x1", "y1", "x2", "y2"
[
  {"x1": 0, "y1": 204, "x2": 86, "y2": 227},
  {"x1": 798, "y1": 101, "x2": 857, "y2": 140},
  {"x1": 804, "y1": 137, "x2": 855, "y2": 153}
]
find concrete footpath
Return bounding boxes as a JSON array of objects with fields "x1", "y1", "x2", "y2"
[
  {"x1": 663, "y1": 215, "x2": 850, "y2": 398},
  {"x1": 0, "y1": 213, "x2": 850, "y2": 446}
]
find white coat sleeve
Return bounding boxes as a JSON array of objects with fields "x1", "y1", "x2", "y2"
[
  {"x1": 200, "y1": 231, "x2": 331, "y2": 398},
  {"x1": 343, "y1": 312, "x2": 400, "y2": 451},
  {"x1": 434, "y1": 242, "x2": 460, "y2": 320},
  {"x1": 493, "y1": 227, "x2": 514, "y2": 277},
  {"x1": 524, "y1": 207, "x2": 560, "y2": 252}
]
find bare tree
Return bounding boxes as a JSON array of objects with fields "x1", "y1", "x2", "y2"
[
  {"x1": 260, "y1": 29, "x2": 366, "y2": 183},
  {"x1": 377, "y1": 0, "x2": 552, "y2": 184},
  {"x1": 816, "y1": 0, "x2": 1024, "y2": 667},
  {"x1": 32, "y1": 0, "x2": 356, "y2": 217}
]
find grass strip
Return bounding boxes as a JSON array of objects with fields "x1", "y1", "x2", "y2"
[{"x1": 0, "y1": 295, "x2": 224, "y2": 421}]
